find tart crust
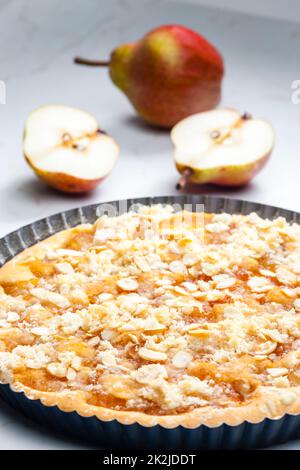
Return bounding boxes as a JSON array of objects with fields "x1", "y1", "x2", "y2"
[
  {"x1": 1, "y1": 206, "x2": 300, "y2": 429},
  {"x1": 6, "y1": 379, "x2": 300, "y2": 428}
]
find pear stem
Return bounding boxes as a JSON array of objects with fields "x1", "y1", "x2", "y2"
[
  {"x1": 74, "y1": 57, "x2": 110, "y2": 67},
  {"x1": 176, "y1": 168, "x2": 193, "y2": 191}
]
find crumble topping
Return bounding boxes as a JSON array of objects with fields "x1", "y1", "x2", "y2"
[{"x1": 0, "y1": 205, "x2": 300, "y2": 415}]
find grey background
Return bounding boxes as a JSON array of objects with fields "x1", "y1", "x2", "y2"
[
  {"x1": 0, "y1": 0, "x2": 300, "y2": 449},
  {"x1": 170, "y1": 0, "x2": 300, "y2": 23}
]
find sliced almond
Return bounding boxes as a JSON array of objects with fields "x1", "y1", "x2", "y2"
[
  {"x1": 251, "y1": 340, "x2": 277, "y2": 356},
  {"x1": 47, "y1": 362, "x2": 67, "y2": 378},
  {"x1": 247, "y1": 277, "x2": 273, "y2": 293},
  {"x1": 276, "y1": 267, "x2": 297, "y2": 286},
  {"x1": 273, "y1": 376, "x2": 290, "y2": 388},
  {"x1": 6, "y1": 312, "x2": 20, "y2": 323},
  {"x1": 99, "y1": 350, "x2": 117, "y2": 367},
  {"x1": 172, "y1": 351, "x2": 193, "y2": 368},
  {"x1": 66, "y1": 367, "x2": 76, "y2": 381},
  {"x1": 134, "y1": 255, "x2": 150, "y2": 273},
  {"x1": 182, "y1": 253, "x2": 198, "y2": 266},
  {"x1": 188, "y1": 328, "x2": 210, "y2": 338},
  {"x1": 30, "y1": 287, "x2": 70, "y2": 309},
  {"x1": 117, "y1": 278, "x2": 139, "y2": 291},
  {"x1": 181, "y1": 281, "x2": 198, "y2": 292},
  {"x1": 138, "y1": 347, "x2": 167, "y2": 362},
  {"x1": 267, "y1": 367, "x2": 288, "y2": 377},
  {"x1": 31, "y1": 326, "x2": 51, "y2": 336},
  {"x1": 213, "y1": 274, "x2": 236, "y2": 289},
  {"x1": 55, "y1": 262, "x2": 74, "y2": 274},
  {"x1": 206, "y1": 222, "x2": 229, "y2": 233},
  {"x1": 169, "y1": 260, "x2": 188, "y2": 274},
  {"x1": 54, "y1": 249, "x2": 84, "y2": 258},
  {"x1": 262, "y1": 329, "x2": 286, "y2": 344},
  {"x1": 294, "y1": 299, "x2": 300, "y2": 312}
]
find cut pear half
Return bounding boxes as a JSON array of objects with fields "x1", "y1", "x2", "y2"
[
  {"x1": 23, "y1": 105, "x2": 119, "y2": 193},
  {"x1": 171, "y1": 109, "x2": 275, "y2": 189}
]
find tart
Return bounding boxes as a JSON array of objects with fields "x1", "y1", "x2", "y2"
[{"x1": 0, "y1": 204, "x2": 300, "y2": 429}]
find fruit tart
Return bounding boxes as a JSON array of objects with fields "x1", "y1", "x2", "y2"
[{"x1": 0, "y1": 204, "x2": 300, "y2": 430}]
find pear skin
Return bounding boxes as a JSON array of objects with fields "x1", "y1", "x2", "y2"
[
  {"x1": 112, "y1": 26, "x2": 223, "y2": 128},
  {"x1": 25, "y1": 156, "x2": 108, "y2": 193},
  {"x1": 176, "y1": 154, "x2": 271, "y2": 188},
  {"x1": 75, "y1": 25, "x2": 224, "y2": 128}
]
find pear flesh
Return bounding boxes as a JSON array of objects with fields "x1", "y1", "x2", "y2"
[
  {"x1": 23, "y1": 105, "x2": 119, "y2": 193},
  {"x1": 172, "y1": 109, "x2": 275, "y2": 188}
]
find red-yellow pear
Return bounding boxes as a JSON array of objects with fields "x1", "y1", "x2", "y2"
[
  {"x1": 74, "y1": 25, "x2": 224, "y2": 128},
  {"x1": 23, "y1": 105, "x2": 119, "y2": 193},
  {"x1": 171, "y1": 109, "x2": 275, "y2": 189}
]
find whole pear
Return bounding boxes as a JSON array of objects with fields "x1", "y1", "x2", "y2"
[{"x1": 75, "y1": 25, "x2": 224, "y2": 128}]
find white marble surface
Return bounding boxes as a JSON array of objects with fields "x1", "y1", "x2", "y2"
[{"x1": 0, "y1": 0, "x2": 300, "y2": 450}]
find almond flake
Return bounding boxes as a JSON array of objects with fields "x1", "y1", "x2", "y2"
[
  {"x1": 247, "y1": 277, "x2": 273, "y2": 293},
  {"x1": 172, "y1": 351, "x2": 192, "y2": 368},
  {"x1": 61, "y1": 312, "x2": 82, "y2": 334},
  {"x1": 99, "y1": 350, "x2": 117, "y2": 367},
  {"x1": 223, "y1": 306, "x2": 240, "y2": 318},
  {"x1": 98, "y1": 293, "x2": 113, "y2": 302},
  {"x1": 134, "y1": 255, "x2": 150, "y2": 272},
  {"x1": 55, "y1": 262, "x2": 74, "y2": 274},
  {"x1": 94, "y1": 228, "x2": 115, "y2": 242},
  {"x1": 66, "y1": 367, "x2": 76, "y2": 381},
  {"x1": 173, "y1": 286, "x2": 189, "y2": 296},
  {"x1": 276, "y1": 267, "x2": 297, "y2": 286},
  {"x1": 101, "y1": 329, "x2": 114, "y2": 341},
  {"x1": 267, "y1": 367, "x2": 288, "y2": 377},
  {"x1": 273, "y1": 376, "x2": 290, "y2": 388},
  {"x1": 294, "y1": 299, "x2": 300, "y2": 312},
  {"x1": 138, "y1": 347, "x2": 167, "y2": 362},
  {"x1": 259, "y1": 268, "x2": 276, "y2": 278},
  {"x1": 55, "y1": 249, "x2": 84, "y2": 258},
  {"x1": 71, "y1": 355, "x2": 82, "y2": 371},
  {"x1": 182, "y1": 253, "x2": 198, "y2": 266},
  {"x1": 117, "y1": 279, "x2": 139, "y2": 291},
  {"x1": 47, "y1": 362, "x2": 66, "y2": 378},
  {"x1": 206, "y1": 222, "x2": 228, "y2": 233},
  {"x1": 31, "y1": 326, "x2": 51, "y2": 336},
  {"x1": 213, "y1": 274, "x2": 236, "y2": 289},
  {"x1": 188, "y1": 328, "x2": 210, "y2": 338},
  {"x1": 87, "y1": 336, "x2": 100, "y2": 347},
  {"x1": 169, "y1": 261, "x2": 187, "y2": 274},
  {"x1": 30, "y1": 288, "x2": 70, "y2": 308},
  {"x1": 213, "y1": 213, "x2": 232, "y2": 224},
  {"x1": 6, "y1": 312, "x2": 20, "y2": 323},
  {"x1": 252, "y1": 340, "x2": 277, "y2": 356},
  {"x1": 181, "y1": 281, "x2": 198, "y2": 292}
]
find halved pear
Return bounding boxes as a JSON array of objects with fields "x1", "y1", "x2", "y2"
[
  {"x1": 23, "y1": 105, "x2": 119, "y2": 193},
  {"x1": 171, "y1": 109, "x2": 275, "y2": 189}
]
